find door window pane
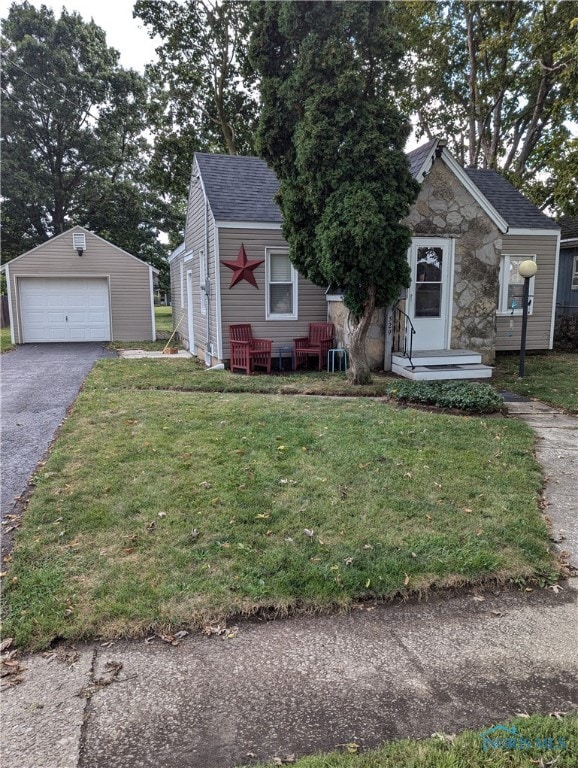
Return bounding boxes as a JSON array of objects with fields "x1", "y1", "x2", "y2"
[{"x1": 415, "y1": 246, "x2": 443, "y2": 317}]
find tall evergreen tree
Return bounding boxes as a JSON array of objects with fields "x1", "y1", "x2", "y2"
[
  {"x1": 251, "y1": 0, "x2": 419, "y2": 384},
  {"x1": 0, "y1": 0, "x2": 168, "y2": 274}
]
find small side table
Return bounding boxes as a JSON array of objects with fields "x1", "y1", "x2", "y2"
[
  {"x1": 278, "y1": 344, "x2": 295, "y2": 371},
  {"x1": 327, "y1": 348, "x2": 348, "y2": 372}
]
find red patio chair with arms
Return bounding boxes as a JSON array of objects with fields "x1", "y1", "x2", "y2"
[
  {"x1": 294, "y1": 323, "x2": 334, "y2": 371},
  {"x1": 229, "y1": 324, "x2": 272, "y2": 374}
]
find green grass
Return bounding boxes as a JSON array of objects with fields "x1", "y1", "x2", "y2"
[
  {"x1": 0, "y1": 325, "x2": 14, "y2": 352},
  {"x1": 90, "y1": 357, "x2": 399, "y2": 397},
  {"x1": 493, "y1": 352, "x2": 578, "y2": 413},
  {"x1": 4, "y1": 369, "x2": 555, "y2": 649},
  {"x1": 248, "y1": 713, "x2": 577, "y2": 767},
  {"x1": 107, "y1": 306, "x2": 181, "y2": 351},
  {"x1": 154, "y1": 305, "x2": 173, "y2": 335}
]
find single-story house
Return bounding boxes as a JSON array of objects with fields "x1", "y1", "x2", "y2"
[
  {"x1": 2, "y1": 226, "x2": 157, "y2": 344},
  {"x1": 170, "y1": 139, "x2": 560, "y2": 379}
]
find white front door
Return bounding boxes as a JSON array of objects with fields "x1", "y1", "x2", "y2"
[
  {"x1": 20, "y1": 277, "x2": 110, "y2": 342},
  {"x1": 408, "y1": 238, "x2": 453, "y2": 350}
]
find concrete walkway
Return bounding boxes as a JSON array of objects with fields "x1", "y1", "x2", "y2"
[
  {"x1": 2, "y1": 395, "x2": 577, "y2": 768},
  {"x1": 504, "y1": 398, "x2": 578, "y2": 570}
]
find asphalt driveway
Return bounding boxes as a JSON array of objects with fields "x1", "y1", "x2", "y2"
[{"x1": 0, "y1": 343, "x2": 114, "y2": 524}]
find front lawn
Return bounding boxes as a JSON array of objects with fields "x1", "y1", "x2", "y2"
[
  {"x1": 88, "y1": 357, "x2": 398, "y2": 397},
  {"x1": 252, "y1": 713, "x2": 577, "y2": 768},
  {"x1": 493, "y1": 352, "x2": 578, "y2": 413},
  {"x1": 4, "y1": 369, "x2": 555, "y2": 649}
]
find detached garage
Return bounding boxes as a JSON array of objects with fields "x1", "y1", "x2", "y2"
[{"x1": 3, "y1": 227, "x2": 157, "y2": 344}]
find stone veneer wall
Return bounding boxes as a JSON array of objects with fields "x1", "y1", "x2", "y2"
[
  {"x1": 327, "y1": 300, "x2": 385, "y2": 371},
  {"x1": 404, "y1": 160, "x2": 502, "y2": 363},
  {"x1": 326, "y1": 158, "x2": 502, "y2": 369}
]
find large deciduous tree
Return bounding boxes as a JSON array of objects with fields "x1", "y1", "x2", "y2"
[
  {"x1": 400, "y1": 0, "x2": 578, "y2": 216},
  {"x1": 134, "y1": 0, "x2": 259, "y2": 200},
  {"x1": 0, "y1": 0, "x2": 168, "y2": 272},
  {"x1": 250, "y1": 0, "x2": 419, "y2": 385}
]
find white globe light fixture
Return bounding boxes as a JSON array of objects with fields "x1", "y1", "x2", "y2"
[
  {"x1": 518, "y1": 260, "x2": 538, "y2": 378},
  {"x1": 519, "y1": 259, "x2": 538, "y2": 279}
]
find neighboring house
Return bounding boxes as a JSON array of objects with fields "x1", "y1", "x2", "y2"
[
  {"x1": 2, "y1": 226, "x2": 157, "y2": 344},
  {"x1": 170, "y1": 140, "x2": 560, "y2": 379},
  {"x1": 556, "y1": 216, "x2": 578, "y2": 317}
]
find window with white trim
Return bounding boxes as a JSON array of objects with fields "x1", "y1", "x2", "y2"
[
  {"x1": 199, "y1": 249, "x2": 208, "y2": 315},
  {"x1": 498, "y1": 254, "x2": 536, "y2": 315},
  {"x1": 266, "y1": 249, "x2": 298, "y2": 320},
  {"x1": 180, "y1": 262, "x2": 184, "y2": 308},
  {"x1": 572, "y1": 255, "x2": 578, "y2": 290}
]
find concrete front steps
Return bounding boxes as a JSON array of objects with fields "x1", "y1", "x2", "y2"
[{"x1": 392, "y1": 349, "x2": 493, "y2": 381}]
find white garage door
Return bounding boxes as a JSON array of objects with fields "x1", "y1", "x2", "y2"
[{"x1": 20, "y1": 278, "x2": 111, "y2": 342}]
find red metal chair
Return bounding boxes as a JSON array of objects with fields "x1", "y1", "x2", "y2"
[
  {"x1": 294, "y1": 323, "x2": 334, "y2": 371},
  {"x1": 229, "y1": 324, "x2": 272, "y2": 374}
]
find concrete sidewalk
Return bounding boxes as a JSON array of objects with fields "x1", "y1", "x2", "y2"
[
  {"x1": 3, "y1": 583, "x2": 577, "y2": 768},
  {"x1": 3, "y1": 396, "x2": 577, "y2": 768},
  {"x1": 504, "y1": 398, "x2": 578, "y2": 569}
]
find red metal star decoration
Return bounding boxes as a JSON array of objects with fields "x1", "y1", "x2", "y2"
[{"x1": 222, "y1": 244, "x2": 264, "y2": 289}]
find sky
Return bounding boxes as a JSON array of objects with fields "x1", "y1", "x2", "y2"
[
  {"x1": 0, "y1": 0, "x2": 423, "y2": 150},
  {"x1": 0, "y1": 0, "x2": 159, "y2": 71}
]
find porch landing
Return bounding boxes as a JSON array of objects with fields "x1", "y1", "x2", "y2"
[{"x1": 392, "y1": 349, "x2": 493, "y2": 381}]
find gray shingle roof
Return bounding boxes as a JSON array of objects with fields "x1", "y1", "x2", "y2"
[
  {"x1": 559, "y1": 216, "x2": 578, "y2": 240},
  {"x1": 406, "y1": 138, "x2": 438, "y2": 178},
  {"x1": 195, "y1": 145, "x2": 559, "y2": 232},
  {"x1": 195, "y1": 153, "x2": 282, "y2": 223},
  {"x1": 464, "y1": 168, "x2": 559, "y2": 230}
]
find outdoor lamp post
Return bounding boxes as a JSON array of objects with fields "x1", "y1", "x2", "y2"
[{"x1": 518, "y1": 259, "x2": 538, "y2": 378}]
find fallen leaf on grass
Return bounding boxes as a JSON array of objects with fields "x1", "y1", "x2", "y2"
[
  {"x1": 199, "y1": 481, "x2": 212, "y2": 489},
  {"x1": 548, "y1": 584, "x2": 564, "y2": 594},
  {"x1": 404, "y1": 574, "x2": 410, "y2": 586},
  {"x1": 273, "y1": 755, "x2": 295, "y2": 765},
  {"x1": 0, "y1": 638, "x2": 13, "y2": 652},
  {"x1": 337, "y1": 743, "x2": 360, "y2": 754},
  {"x1": 303, "y1": 528, "x2": 315, "y2": 537}
]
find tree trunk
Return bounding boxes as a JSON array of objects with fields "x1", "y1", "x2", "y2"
[{"x1": 346, "y1": 286, "x2": 376, "y2": 386}]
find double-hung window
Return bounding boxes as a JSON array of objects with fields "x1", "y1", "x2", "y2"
[
  {"x1": 498, "y1": 254, "x2": 536, "y2": 315},
  {"x1": 572, "y1": 255, "x2": 578, "y2": 290},
  {"x1": 266, "y1": 248, "x2": 298, "y2": 320}
]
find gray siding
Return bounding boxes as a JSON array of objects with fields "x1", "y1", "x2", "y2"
[
  {"x1": 556, "y1": 245, "x2": 578, "y2": 314},
  {"x1": 495, "y1": 233, "x2": 558, "y2": 351},
  {"x1": 218, "y1": 228, "x2": 327, "y2": 360},
  {"x1": 173, "y1": 159, "x2": 219, "y2": 361},
  {"x1": 7, "y1": 227, "x2": 153, "y2": 343}
]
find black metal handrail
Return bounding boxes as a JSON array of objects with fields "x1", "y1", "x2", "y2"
[{"x1": 393, "y1": 301, "x2": 416, "y2": 370}]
